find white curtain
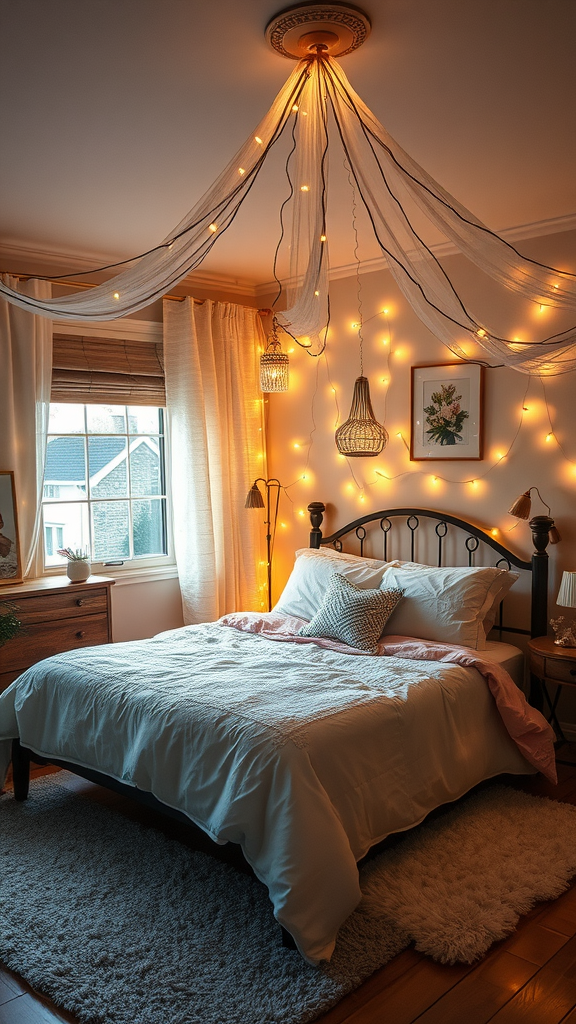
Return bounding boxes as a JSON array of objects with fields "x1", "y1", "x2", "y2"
[
  {"x1": 0, "y1": 276, "x2": 52, "y2": 578},
  {"x1": 163, "y1": 297, "x2": 267, "y2": 623}
]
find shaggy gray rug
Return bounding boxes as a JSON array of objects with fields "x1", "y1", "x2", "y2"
[{"x1": 1, "y1": 777, "x2": 576, "y2": 1024}]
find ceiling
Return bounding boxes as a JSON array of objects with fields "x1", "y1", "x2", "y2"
[{"x1": 1, "y1": 0, "x2": 575, "y2": 291}]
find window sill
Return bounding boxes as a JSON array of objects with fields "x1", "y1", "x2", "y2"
[{"x1": 41, "y1": 565, "x2": 179, "y2": 587}]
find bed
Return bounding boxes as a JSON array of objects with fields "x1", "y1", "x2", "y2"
[{"x1": 0, "y1": 504, "x2": 557, "y2": 964}]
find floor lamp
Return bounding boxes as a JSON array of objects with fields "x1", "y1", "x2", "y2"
[{"x1": 245, "y1": 478, "x2": 282, "y2": 612}]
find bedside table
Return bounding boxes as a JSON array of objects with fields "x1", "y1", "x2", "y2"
[{"x1": 528, "y1": 635, "x2": 576, "y2": 742}]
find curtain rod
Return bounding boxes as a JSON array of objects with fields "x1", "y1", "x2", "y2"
[{"x1": 2, "y1": 272, "x2": 270, "y2": 314}]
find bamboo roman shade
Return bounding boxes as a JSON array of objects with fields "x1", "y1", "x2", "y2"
[{"x1": 51, "y1": 334, "x2": 165, "y2": 406}]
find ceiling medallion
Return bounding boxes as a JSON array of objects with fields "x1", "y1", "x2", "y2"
[{"x1": 265, "y1": 2, "x2": 371, "y2": 59}]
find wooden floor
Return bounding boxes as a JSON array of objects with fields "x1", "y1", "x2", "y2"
[{"x1": 3, "y1": 758, "x2": 576, "y2": 1024}]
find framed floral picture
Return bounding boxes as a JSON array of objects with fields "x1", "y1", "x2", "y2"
[
  {"x1": 410, "y1": 363, "x2": 484, "y2": 461},
  {"x1": 0, "y1": 471, "x2": 23, "y2": 584}
]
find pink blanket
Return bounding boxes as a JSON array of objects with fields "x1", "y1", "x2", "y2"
[{"x1": 219, "y1": 611, "x2": 557, "y2": 784}]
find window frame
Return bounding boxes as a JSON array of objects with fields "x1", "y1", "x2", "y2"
[{"x1": 41, "y1": 320, "x2": 176, "y2": 582}]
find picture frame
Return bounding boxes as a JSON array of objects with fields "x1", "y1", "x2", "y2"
[
  {"x1": 0, "y1": 471, "x2": 23, "y2": 584},
  {"x1": 410, "y1": 363, "x2": 484, "y2": 461}
]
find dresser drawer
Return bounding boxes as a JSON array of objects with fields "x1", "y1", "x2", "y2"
[
  {"x1": 544, "y1": 656, "x2": 576, "y2": 685},
  {"x1": 8, "y1": 587, "x2": 109, "y2": 625},
  {"x1": 0, "y1": 614, "x2": 110, "y2": 674}
]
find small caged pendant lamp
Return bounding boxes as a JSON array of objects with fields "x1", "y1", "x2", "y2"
[
  {"x1": 335, "y1": 375, "x2": 388, "y2": 457},
  {"x1": 260, "y1": 320, "x2": 289, "y2": 392}
]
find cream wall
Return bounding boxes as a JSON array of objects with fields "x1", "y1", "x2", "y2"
[
  {"x1": 109, "y1": 576, "x2": 184, "y2": 642},
  {"x1": 265, "y1": 229, "x2": 576, "y2": 626}
]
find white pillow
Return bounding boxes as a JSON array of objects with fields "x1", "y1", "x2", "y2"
[
  {"x1": 294, "y1": 546, "x2": 389, "y2": 568},
  {"x1": 274, "y1": 548, "x2": 393, "y2": 622},
  {"x1": 379, "y1": 563, "x2": 519, "y2": 650}
]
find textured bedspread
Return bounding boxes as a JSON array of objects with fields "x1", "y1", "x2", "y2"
[{"x1": 0, "y1": 619, "x2": 555, "y2": 964}]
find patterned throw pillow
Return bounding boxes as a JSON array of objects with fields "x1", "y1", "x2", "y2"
[{"x1": 297, "y1": 573, "x2": 404, "y2": 653}]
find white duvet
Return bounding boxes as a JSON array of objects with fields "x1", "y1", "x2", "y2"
[{"x1": 0, "y1": 620, "x2": 537, "y2": 963}]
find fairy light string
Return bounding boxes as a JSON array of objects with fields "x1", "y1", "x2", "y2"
[{"x1": 280, "y1": 296, "x2": 575, "y2": 528}]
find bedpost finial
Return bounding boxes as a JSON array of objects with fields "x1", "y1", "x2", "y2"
[{"x1": 308, "y1": 502, "x2": 325, "y2": 549}]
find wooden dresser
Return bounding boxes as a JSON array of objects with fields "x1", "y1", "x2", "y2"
[{"x1": 0, "y1": 575, "x2": 114, "y2": 694}]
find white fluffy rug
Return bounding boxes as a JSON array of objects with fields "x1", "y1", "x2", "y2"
[
  {"x1": 361, "y1": 784, "x2": 576, "y2": 964},
  {"x1": 1, "y1": 777, "x2": 576, "y2": 1024}
]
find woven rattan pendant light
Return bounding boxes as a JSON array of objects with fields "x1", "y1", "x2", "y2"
[
  {"x1": 335, "y1": 374, "x2": 388, "y2": 456},
  {"x1": 335, "y1": 171, "x2": 388, "y2": 457}
]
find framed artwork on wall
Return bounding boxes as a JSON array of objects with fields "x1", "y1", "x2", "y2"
[
  {"x1": 0, "y1": 471, "x2": 23, "y2": 584},
  {"x1": 410, "y1": 363, "x2": 484, "y2": 461}
]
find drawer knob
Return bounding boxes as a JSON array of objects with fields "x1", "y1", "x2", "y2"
[
  {"x1": 76, "y1": 630, "x2": 86, "y2": 639},
  {"x1": 76, "y1": 599, "x2": 85, "y2": 607},
  {"x1": 571, "y1": 669, "x2": 576, "y2": 677}
]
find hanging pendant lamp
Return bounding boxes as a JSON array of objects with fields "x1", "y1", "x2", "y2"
[
  {"x1": 260, "y1": 334, "x2": 289, "y2": 392},
  {"x1": 335, "y1": 375, "x2": 388, "y2": 456}
]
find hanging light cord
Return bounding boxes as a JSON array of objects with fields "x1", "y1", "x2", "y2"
[
  {"x1": 276, "y1": 61, "x2": 332, "y2": 358},
  {"x1": 344, "y1": 157, "x2": 365, "y2": 376}
]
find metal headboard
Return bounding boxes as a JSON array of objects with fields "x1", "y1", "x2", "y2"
[{"x1": 307, "y1": 502, "x2": 554, "y2": 640}]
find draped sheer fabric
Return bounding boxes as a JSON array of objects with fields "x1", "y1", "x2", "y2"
[
  {"x1": 0, "y1": 62, "x2": 312, "y2": 323},
  {"x1": 0, "y1": 276, "x2": 52, "y2": 578},
  {"x1": 1, "y1": 57, "x2": 575, "y2": 373},
  {"x1": 163, "y1": 298, "x2": 267, "y2": 623}
]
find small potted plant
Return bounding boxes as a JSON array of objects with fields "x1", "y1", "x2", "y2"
[
  {"x1": 57, "y1": 547, "x2": 92, "y2": 583},
  {"x1": 0, "y1": 602, "x2": 22, "y2": 647}
]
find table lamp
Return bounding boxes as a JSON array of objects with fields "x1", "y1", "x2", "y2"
[{"x1": 551, "y1": 571, "x2": 576, "y2": 647}]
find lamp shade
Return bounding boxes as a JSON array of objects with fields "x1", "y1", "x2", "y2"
[
  {"x1": 557, "y1": 571, "x2": 576, "y2": 609},
  {"x1": 260, "y1": 339, "x2": 289, "y2": 392},
  {"x1": 508, "y1": 490, "x2": 532, "y2": 520},
  {"x1": 245, "y1": 482, "x2": 265, "y2": 508},
  {"x1": 335, "y1": 376, "x2": 388, "y2": 457}
]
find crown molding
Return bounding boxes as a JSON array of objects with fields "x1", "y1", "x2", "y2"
[
  {"x1": 0, "y1": 240, "x2": 259, "y2": 299},
  {"x1": 2, "y1": 212, "x2": 574, "y2": 302},
  {"x1": 254, "y1": 213, "x2": 576, "y2": 294}
]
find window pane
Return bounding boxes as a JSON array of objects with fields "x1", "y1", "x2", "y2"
[
  {"x1": 133, "y1": 499, "x2": 166, "y2": 557},
  {"x1": 128, "y1": 407, "x2": 162, "y2": 434},
  {"x1": 43, "y1": 502, "x2": 90, "y2": 566},
  {"x1": 43, "y1": 401, "x2": 169, "y2": 570},
  {"x1": 48, "y1": 403, "x2": 85, "y2": 434},
  {"x1": 88, "y1": 437, "x2": 128, "y2": 498},
  {"x1": 44, "y1": 436, "x2": 87, "y2": 498},
  {"x1": 92, "y1": 500, "x2": 130, "y2": 561},
  {"x1": 86, "y1": 405, "x2": 126, "y2": 434},
  {"x1": 129, "y1": 438, "x2": 161, "y2": 496}
]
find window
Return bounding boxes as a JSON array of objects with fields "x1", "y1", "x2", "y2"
[{"x1": 42, "y1": 403, "x2": 170, "y2": 571}]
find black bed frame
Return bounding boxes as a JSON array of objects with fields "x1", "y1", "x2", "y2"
[
  {"x1": 9, "y1": 503, "x2": 556, "y2": 951},
  {"x1": 307, "y1": 502, "x2": 554, "y2": 642}
]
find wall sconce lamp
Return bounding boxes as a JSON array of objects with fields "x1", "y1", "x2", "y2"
[
  {"x1": 508, "y1": 486, "x2": 561, "y2": 544},
  {"x1": 551, "y1": 571, "x2": 576, "y2": 648},
  {"x1": 245, "y1": 477, "x2": 283, "y2": 611}
]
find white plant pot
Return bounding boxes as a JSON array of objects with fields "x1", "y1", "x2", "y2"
[{"x1": 66, "y1": 560, "x2": 91, "y2": 583}]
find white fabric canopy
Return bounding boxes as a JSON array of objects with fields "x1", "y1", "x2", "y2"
[
  {"x1": 1, "y1": 56, "x2": 575, "y2": 374},
  {"x1": 163, "y1": 298, "x2": 267, "y2": 622}
]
